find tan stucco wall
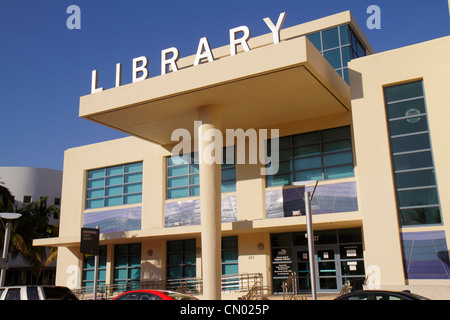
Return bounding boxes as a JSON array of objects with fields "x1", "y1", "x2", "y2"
[{"x1": 349, "y1": 36, "x2": 450, "y2": 287}]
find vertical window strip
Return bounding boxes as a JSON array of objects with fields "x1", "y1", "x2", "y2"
[
  {"x1": 222, "y1": 236, "x2": 239, "y2": 291},
  {"x1": 384, "y1": 81, "x2": 442, "y2": 226}
]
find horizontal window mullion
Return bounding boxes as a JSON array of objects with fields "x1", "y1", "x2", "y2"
[
  {"x1": 386, "y1": 96, "x2": 425, "y2": 105},
  {"x1": 323, "y1": 162, "x2": 354, "y2": 169},
  {"x1": 394, "y1": 166, "x2": 435, "y2": 174},
  {"x1": 388, "y1": 113, "x2": 427, "y2": 122},
  {"x1": 399, "y1": 204, "x2": 440, "y2": 210},
  {"x1": 390, "y1": 130, "x2": 429, "y2": 139},
  {"x1": 397, "y1": 185, "x2": 437, "y2": 192},
  {"x1": 392, "y1": 148, "x2": 431, "y2": 156}
]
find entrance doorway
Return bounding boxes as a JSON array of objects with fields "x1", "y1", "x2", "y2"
[
  {"x1": 271, "y1": 228, "x2": 365, "y2": 294},
  {"x1": 295, "y1": 245, "x2": 340, "y2": 292}
]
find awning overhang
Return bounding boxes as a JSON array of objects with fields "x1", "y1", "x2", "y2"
[{"x1": 79, "y1": 36, "x2": 350, "y2": 145}]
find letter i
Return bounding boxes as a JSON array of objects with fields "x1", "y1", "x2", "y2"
[{"x1": 115, "y1": 63, "x2": 122, "y2": 87}]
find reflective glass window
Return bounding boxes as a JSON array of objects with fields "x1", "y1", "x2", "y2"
[
  {"x1": 86, "y1": 162, "x2": 143, "y2": 209},
  {"x1": 385, "y1": 81, "x2": 441, "y2": 225},
  {"x1": 307, "y1": 32, "x2": 322, "y2": 51},
  {"x1": 324, "y1": 49, "x2": 341, "y2": 69},
  {"x1": 167, "y1": 239, "x2": 196, "y2": 280},
  {"x1": 267, "y1": 126, "x2": 354, "y2": 187},
  {"x1": 114, "y1": 244, "x2": 141, "y2": 287},
  {"x1": 306, "y1": 24, "x2": 366, "y2": 84},
  {"x1": 83, "y1": 246, "x2": 107, "y2": 290},
  {"x1": 167, "y1": 147, "x2": 236, "y2": 199},
  {"x1": 322, "y1": 27, "x2": 340, "y2": 50}
]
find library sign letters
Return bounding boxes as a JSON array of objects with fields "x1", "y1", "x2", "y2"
[{"x1": 90, "y1": 12, "x2": 287, "y2": 94}]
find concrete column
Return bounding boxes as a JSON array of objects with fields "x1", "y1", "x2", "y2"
[{"x1": 198, "y1": 105, "x2": 222, "y2": 300}]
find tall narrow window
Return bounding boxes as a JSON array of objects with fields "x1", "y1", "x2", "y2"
[
  {"x1": 384, "y1": 81, "x2": 441, "y2": 226},
  {"x1": 222, "y1": 236, "x2": 238, "y2": 276},
  {"x1": 222, "y1": 236, "x2": 239, "y2": 290},
  {"x1": 113, "y1": 243, "x2": 141, "y2": 289},
  {"x1": 166, "y1": 239, "x2": 197, "y2": 279},
  {"x1": 82, "y1": 246, "x2": 107, "y2": 290}
]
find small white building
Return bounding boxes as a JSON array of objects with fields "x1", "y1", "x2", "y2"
[
  {"x1": 0, "y1": 166, "x2": 62, "y2": 285},
  {"x1": 0, "y1": 167, "x2": 62, "y2": 211}
]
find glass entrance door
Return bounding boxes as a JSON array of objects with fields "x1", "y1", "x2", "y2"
[
  {"x1": 317, "y1": 247, "x2": 338, "y2": 291},
  {"x1": 296, "y1": 250, "x2": 311, "y2": 291},
  {"x1": 295, "y1": 245, "x2": 340, "y2": 292}
]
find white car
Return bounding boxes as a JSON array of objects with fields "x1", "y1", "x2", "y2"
[{"x1": 0, "y1": 285, "x2": 78, "y2": 300}]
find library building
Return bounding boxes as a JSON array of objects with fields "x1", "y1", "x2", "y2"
[{"x1": 34, "y1": 11, "x2": 450, "y2": 299}]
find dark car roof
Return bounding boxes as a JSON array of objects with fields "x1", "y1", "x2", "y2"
[{"x1": 335, "y1": 290, "x2": 430, "y2": 300}]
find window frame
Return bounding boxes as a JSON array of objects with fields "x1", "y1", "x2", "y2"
[
  {"x1": 85, "y1": 162, "x2": 143, "y2": 210},
  {"x1": 266, "y1": 126, "x2": 355, "y2": 187},
  {"x1": 384, "y1": 80, "x2": 442, "y2": 226},
  {"x1": 113, "y1": 243, "x2": 142, "y2": 287},
  {"x1": 307, "y1": 24, "x2": 366, "y2": 84},
  {"x1": 166, "y1": 239, "x2": 197, "y2": 280},
  {"x1": 166, "y1": 147, "x2": 236, "y2": 200},
  {"x1": 82, "y1": 246, "x2": 107, "y2": 289}
]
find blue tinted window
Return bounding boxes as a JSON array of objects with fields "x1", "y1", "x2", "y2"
[
  {"x1": 266, "y1": 126, "x2": 354, "y2": 187},
  {"x1": 322, "y1": 27, "x2": 340, "y2": 50},
  {"x1": 86, "y1": 162, "x2": 143, "y2": 209},
  {"x1": 307, "y1": 24, "x2": 366, "y2": 85},
  {"x1": 385, "y1": 81, "x2": 441, "y2": 226},
  {"x1": 83, "y1": 246, "x2": 107, "y2": 290},
  {"x1": 167, "y1": 147, "x2": 236, "y2": 199},
  {"x1": 114, "y1": 244, "x2": 141, "y2": 286},
  {"x1": 385, "y1": 81, "x2": 424, "y2": 103},
  {"x1": 222, "y1": 236, "x2": 238, "y2": 291},
  {"x1": 324, "y1": 49, "x2": 342, "y2": 69},
  {"x1": 307, "y1": 32, "x2": 322, "y2": 51},
  {"x1": 167, "y1": 239, "x2": 196, "y2": 280},
  {"x1": 340, "y1": 24, "x2": 350, "y2": 45}
]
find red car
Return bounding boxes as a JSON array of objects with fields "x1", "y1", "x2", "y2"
[{"x1": 113, "y1": 289, "x2": 199, "y2": 301}]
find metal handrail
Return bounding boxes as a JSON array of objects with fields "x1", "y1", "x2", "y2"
[{"x1": 72, "y1": 272, "x2": 264, "y2": 300}]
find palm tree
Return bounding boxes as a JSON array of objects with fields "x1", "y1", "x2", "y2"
[
  {"x1": 0, "y1": 185, "x2": 16, "y2": 213},
  {"x1": 11, "y1": 197, "x2": 59, "y2": 278}
]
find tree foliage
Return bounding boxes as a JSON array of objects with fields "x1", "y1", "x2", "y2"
[{"x1": 0, "y1": 186, "x2": 59, "y2": 277}]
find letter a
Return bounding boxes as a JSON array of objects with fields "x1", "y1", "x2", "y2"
[
  {"x1": 194, "y1": 37, "x2": 214, "y2": 66},
  {"x1": 66, "y1": 5, "x2": 81, "y2": 30},
  {"x1": 366, "y1": 5, "x2": 381, "y2": 30}
]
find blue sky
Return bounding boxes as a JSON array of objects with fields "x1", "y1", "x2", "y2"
[{"x1": 1, "y1": 0, "x2": 449, "y2": 171}]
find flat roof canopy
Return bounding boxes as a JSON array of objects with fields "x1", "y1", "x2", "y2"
[{"x1": 79, "y1": 36, "x2": 350, "y2": 146}]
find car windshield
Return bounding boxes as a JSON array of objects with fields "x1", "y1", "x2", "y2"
[
  {"x1": 407, "y1": 293, "x2": 430, "y2": 300},
  {"x1": 43, "y1": 287, "x2": 77, "y2": 300},
  {"x1": 165, "y1": 292, "x2": 198, "y2": 300}
]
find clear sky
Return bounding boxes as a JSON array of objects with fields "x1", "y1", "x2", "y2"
[{"x1": 1, "y1": 0, "x2": 449, "y2": 171}]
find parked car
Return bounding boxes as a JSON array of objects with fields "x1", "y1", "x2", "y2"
[
  {"x1": 114, "y1": 289, "x2": 199, "y2": 300},
  {"x1": 334, "y1": 290, "x2": 430, "y2": 301},
  {"x1": 0, "y1": 285, "x2": 78, "y2": 300}
]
